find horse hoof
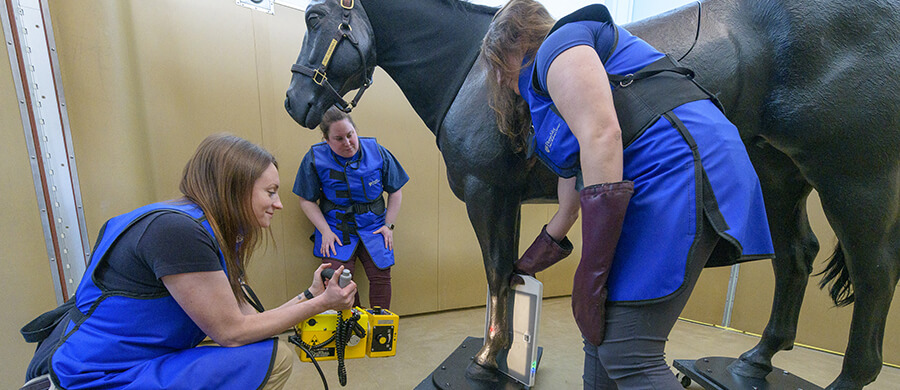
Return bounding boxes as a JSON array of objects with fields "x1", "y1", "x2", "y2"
[
  {"x1": 727, "y1": 356, "x2": 773, "y2": 378},
  {"x1": 465, "y1": 360, "x2": 501, "y2": 383}
]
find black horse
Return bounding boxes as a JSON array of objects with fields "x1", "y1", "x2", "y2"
[{"x1": 284, "y1": 1, "x2": 900, "y2": 388}]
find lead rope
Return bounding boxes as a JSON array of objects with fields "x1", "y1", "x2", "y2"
[{"x1": 677, "y1": 1, "x2": 703, "y2": 62}]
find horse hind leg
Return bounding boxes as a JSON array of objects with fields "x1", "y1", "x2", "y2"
[
  {"x1": 816, "y1": 173, "x2": 900, "y2": 389},
  {"x1": 730, "y1": 143, "x2": 820, "y2": 377}
]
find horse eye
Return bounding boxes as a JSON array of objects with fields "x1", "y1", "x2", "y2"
[{"x1": 306, "y1": 13, "x2": 321, "y2": 29}]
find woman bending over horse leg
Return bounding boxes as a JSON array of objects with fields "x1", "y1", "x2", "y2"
[{"x1": 483, "y1": 1, "x2": 774, "y2": 388}]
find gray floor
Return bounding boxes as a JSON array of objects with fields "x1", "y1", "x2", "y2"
[{"x1": 284, "y1": 296, "x2": 900, "y2": 389}]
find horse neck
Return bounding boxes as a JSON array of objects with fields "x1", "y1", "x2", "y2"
[{"x1": 359, "y1": 0, "x2": 496, "y2": 135}]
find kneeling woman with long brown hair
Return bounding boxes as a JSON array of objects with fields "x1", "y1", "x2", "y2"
[{"x1": 38, "y1": 134, "x2": 356, "y2": 389}]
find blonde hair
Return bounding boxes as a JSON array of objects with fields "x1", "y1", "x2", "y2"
[
  {"x1": 481, "y1": 0, "x2": 555, "y2": 152},
  {"x1": 179, "y1": 134, "x2": 277, "y2": 303}
]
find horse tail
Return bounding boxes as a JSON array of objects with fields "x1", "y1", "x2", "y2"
[{"x1": 816, "y1": 242, "x2": 854, "y2": 307}]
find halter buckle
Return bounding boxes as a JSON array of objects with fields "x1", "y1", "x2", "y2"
[
  {"x1": 313, "y1": 69, "x2": 327, "y2": 85},
  {"x1": 341, "y1": 0, "x2": 354, "y2": 10}
]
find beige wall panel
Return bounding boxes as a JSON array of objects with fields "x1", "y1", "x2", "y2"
[
  {"x1": 50, "y1": 0, "x2": 155, "y2": 233},
  {"x1": 681, "y1": 267, "x2": 731, "y2": 325},
  {"x1": 123, "y1": 1, "x2": 265, "y2": 200},
  {"x1": 523, "y1": 204, "x2": 582, "y2": 298},
  {"x1": 436, "y1": 159, "x2": 490, "y2": 310},
  {"x1": 251, "y1": 5, "x2": 317, "y2": 310},
  {"x1": 1, "y1": 25, "x2": 60, "y2": 390},
  {"x1": 731, "y1": 191, "x2": 900, "y2": 365}
]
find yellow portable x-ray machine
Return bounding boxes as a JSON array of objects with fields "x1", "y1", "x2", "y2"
[
  {"x1": 294, "y1": 307, "x2": 369, "y2": 362},
  {"x1": 294, "y1": 306, "x2": 398, "y2": 362},
  {"x1": 364, "y1": 307, "x2": 399, "y2": 357}
]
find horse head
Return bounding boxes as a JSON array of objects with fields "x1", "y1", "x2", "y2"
[{"x1": 284, "y1": 0, "x2": 376, "y2": 129}]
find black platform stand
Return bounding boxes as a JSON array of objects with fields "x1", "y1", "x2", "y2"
[
  {"x1": 673, "y1": 357, "x2": 823, "y2": 390},
  {"x1": 415, "y1": 337, "x2": 543, "y2": 390}
]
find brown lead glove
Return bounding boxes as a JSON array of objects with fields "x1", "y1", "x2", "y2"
[
  {"x1": 573, "y1": 180, "x2": 633, "y2": 346},
  {"x1": 514, "y1": 225, "x2": 574, "y2": 276}
]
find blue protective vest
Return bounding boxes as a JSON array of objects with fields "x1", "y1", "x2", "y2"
[
  {"x1": 312, "y1": 137, "x2": 394, "y2": 268},
  {"x1": 50, "y1": 201, "x2": 275, "y2": 390},
  {"x1": 522, "y1": 5, "x2": 666, "y2": 178},
  {"x1": 521, "y1": 5, "x2": 774, "y2": 302}
]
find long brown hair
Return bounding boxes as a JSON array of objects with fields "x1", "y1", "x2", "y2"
[
  {"x1": 179, "y1": 134, "x2": 277, "y2": 303},
  {"x1": 481, "y1": 0, "x2": 555, "y2": 152}
]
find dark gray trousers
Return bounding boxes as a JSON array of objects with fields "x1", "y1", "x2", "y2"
[{"x1": 583, "y1": 212, "x2": 721, "y2": 389}]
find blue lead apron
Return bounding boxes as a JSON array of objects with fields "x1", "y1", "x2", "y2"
[
  {"x1": 311, "y1": 137, "x2": 394, "y2": 268},
  {"x1": 49, "y1": 201, "x2": 275, "y2": 389},
  {"x1": 524, "y1": 5, "x2": 774, "y2": 303}
]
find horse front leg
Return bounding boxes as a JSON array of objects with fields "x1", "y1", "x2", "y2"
[
  {"x1": 730, "y1": 144, "x2": 820, "y2": 377},
  {"x1": 462, "y1": 181, "x2": 521, "y2": 381}
]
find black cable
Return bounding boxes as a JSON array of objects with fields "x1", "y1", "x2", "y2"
[
  {"x1": 240, "y1": 282, "x2": 266, "y2": 314},
  {"x1": 334, "y1": 310, "x2": 366, "y2": 387},
  {"x1": 288, "y1": 331, "x2": 329, "y2": 390},
  {"x1": 336, "y1": 314, "x2": 349, "y2": 386},
  {"x1": 677, "y1": 1, "x2": 703, "y2": 62}
]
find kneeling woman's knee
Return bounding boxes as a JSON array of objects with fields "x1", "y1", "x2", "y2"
[{"x1": 263, "y1": 340, "x2": 294, "y2": 390}]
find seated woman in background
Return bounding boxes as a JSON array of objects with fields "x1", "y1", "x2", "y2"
[
  {"x1": 31, "y1": 134, "x2": 356, "y2": 389},
  {"x1": 294, "y1": 107, "x2": 409, "y2": 310}
]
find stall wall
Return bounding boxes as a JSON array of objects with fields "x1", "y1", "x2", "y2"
[
  {"x1": 2, "y1": 1, "x2": 897, "y2": 388},
  {"x1": 42, "y1": 0, "x2": 582, "y2": 319},
  {"x1": 45, "y1": 0, "x2": 499, "y2": 316}
]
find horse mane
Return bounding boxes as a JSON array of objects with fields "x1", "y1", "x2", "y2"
[{"x1": 360, "y1": 0, "x2": 498, "y2": 135}]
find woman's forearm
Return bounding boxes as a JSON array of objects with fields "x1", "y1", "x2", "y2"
[
  {"x1": 384, "y1": 189, "x2": 402, "y2": 226},
  {"x1": 163, "y1": 271, "x2": 329, "y2": 347},
  {"x1": 546, "y1": 177, "x2": 580, "y2": 240},
  {"x1": 299, "y1": 198, "x2": 332, "y2": 233}
]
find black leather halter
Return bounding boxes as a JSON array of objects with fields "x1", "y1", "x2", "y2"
[{"x1": 290, "y1": 0, "x2": 375, "y2": 113}]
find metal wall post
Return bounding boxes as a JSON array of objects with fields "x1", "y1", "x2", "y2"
[
  {"x1": 3, "y1": 0, "x2": 90, "y2": 304},
  {"x1": 722, "y1": 264, "x2": 740, "y2": 327}
]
